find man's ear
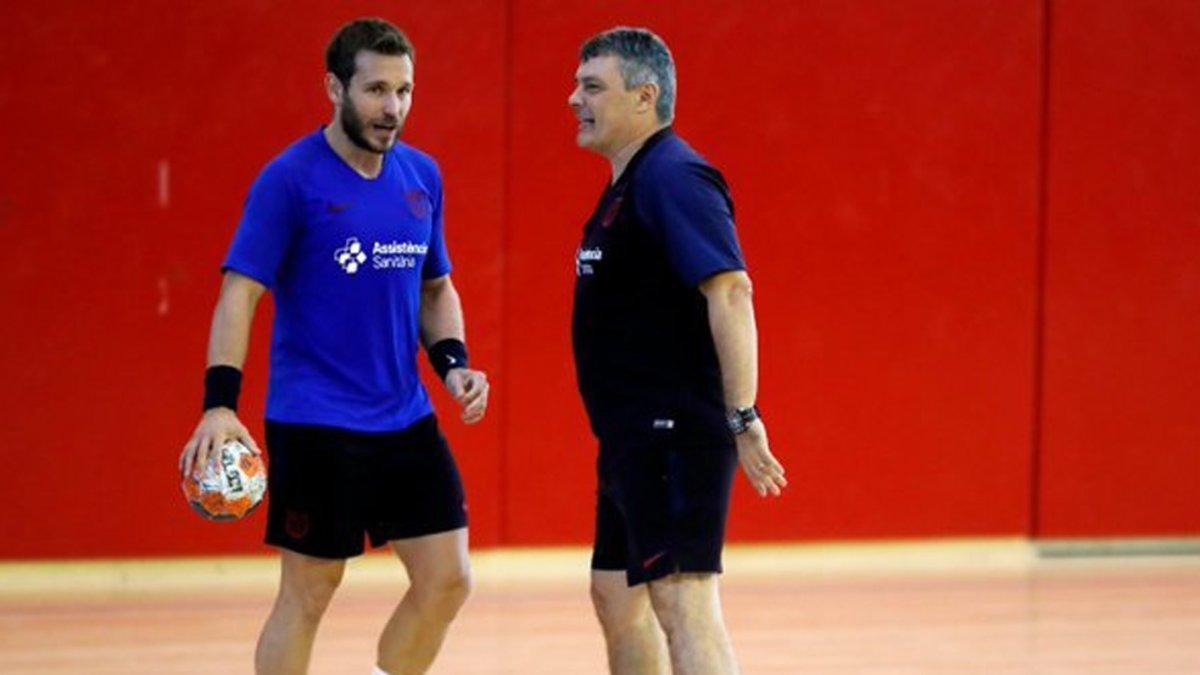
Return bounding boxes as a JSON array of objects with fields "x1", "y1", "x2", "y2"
[
  {"x1": 325, "y1": 73, "x2": 344, "y2": 107},
  {"x1": 636, "y1": 81, "x2": 660, "y2": 115}
]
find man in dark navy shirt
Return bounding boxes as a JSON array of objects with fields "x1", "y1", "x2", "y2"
[
  {"x1": 569, "y1": 27, "x2": 787, "y2": 674},
  {"x1": 178, "y1": 19, "x2": 487, "y2": 675}
]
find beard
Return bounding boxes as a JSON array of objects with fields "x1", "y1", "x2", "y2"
[{"x1": 340, "y1": 102, "x2": 401, "y2": 154}]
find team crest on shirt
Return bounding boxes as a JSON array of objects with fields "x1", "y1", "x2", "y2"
[
  {"x1": 600, "y1": 196, "x2": 623, "y2": 228},
  {"x1": 405, "y1": 189, "x2": 432, "y2": 219}
]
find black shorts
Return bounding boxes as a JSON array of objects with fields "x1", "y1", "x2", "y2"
[
  {"x1": 591, "y1": 435, "x2": 738, "y2": 586},
  {"x1": 264, "y1": 414, "x2": 467, "y2": 559}
]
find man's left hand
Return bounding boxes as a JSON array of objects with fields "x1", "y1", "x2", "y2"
[
  {"x1": 736, "y1": 420, "x2": 786, "y2": 497},
  {"x1": 445, "y1": 368, "x2": 489, "y2": 424}
]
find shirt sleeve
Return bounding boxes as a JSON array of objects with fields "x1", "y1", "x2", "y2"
[
  {"x1": 634, "y1": 160, "x2": 746, "y2": 287},
  {"x1": 421, "y1": 167, "x2": 452, "y2": 280},
  {"x1": 222, "y1": 160, "x2": 297, "y2": 288}
]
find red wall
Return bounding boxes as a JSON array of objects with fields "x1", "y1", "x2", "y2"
[
  {"x1": 0, "y1": 1, "x2": 1195, "y2": 559},
  {"x1": 1037, "y1": 0, "x2": 1200, "y2": 536}
]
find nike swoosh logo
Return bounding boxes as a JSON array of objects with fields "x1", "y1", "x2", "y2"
[
  {"x1": 446, "y1": 355, "x2": 456, "y2": 364},
  {"x1": 642, "y1": 551, "x2": 667, "y2": 569}
]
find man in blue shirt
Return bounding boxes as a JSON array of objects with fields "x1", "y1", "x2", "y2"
[
  {"x1": 178, "y1": 18, "x2": 487, "y2": 675},
  {"x1": 569, "y1": 28, "x2": 787, "y2": 673}
]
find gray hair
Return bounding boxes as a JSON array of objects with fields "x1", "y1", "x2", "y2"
[{"x1": 580, "y1": 27, "x2": 676, "y2": 124}]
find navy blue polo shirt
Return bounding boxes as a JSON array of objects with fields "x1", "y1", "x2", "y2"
[
  {"x1": 223, "y1": 129, "x2": 451, "y2": 432},
  {"x1": 572, "y1": 127, "x2": 746, "y2": 442}
]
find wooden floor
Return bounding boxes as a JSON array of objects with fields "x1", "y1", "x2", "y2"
[{"x1": 2, "y1": 540, "x2": 1198, "y2": 673}]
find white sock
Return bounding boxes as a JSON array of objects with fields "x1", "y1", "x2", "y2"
[{"x1": 372, "y1": 667, "x2": 390, "y2": 675}]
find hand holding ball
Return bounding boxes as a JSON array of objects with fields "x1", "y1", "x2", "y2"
[{"x1": 182, "y1": 440, "x2": 266, "y2": 520}]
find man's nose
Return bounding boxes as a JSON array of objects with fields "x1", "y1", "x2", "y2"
[
  {"x1": 384, "y1": 93, "x2": 401, "y2": 116},
  {"x1": 567, "y1": 86, "x2": 582, "y2": 109}
]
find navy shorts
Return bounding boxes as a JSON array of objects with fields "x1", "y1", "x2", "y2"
[
  {"x1": 264, "y1": 414, "x2": 467, "y2": 559},
  {"x1": 591, "y1": 435, "x2": 738, "y2": 586}
]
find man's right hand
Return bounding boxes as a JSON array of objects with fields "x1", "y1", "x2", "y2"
[{"x1": 179, "y1": 407, "x2": 261, "y2": 477}]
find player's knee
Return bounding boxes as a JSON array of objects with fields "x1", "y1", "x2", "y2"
[
  {"x1": 590, "y1": 579, "x2": 642, "y2": 633},
  {"x1": 413, "y1": 566, "x2": 472, "y2": 621},
  {"x1": 647, "y1": 575, "x2": 715, "y2": 639},
  {"x1": 646, "y1": 589, "x2": 682, "y2": 636},
  {"x1": 590, "y1": 580, "x2": 618, "y2": 624},
  {"x1": 283, "y1": 566, "x2": 345, "y2": 620}
]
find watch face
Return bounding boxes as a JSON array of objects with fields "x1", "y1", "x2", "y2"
[{"x1": 727, "y1": 406, "x2": 759, "y2": 435}]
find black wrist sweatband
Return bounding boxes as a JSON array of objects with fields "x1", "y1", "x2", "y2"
[
  {"x1": 203, "y1": 365, "x2": 242, "y2": 412},
  {"x1": 427, "y1": 338, "x2": 468, "y2": 380}
]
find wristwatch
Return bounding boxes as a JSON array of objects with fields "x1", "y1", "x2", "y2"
[{"x1": 726, "y1": 405, "x2": 761, "y2": 435}]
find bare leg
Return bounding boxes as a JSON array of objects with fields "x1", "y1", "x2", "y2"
[
  {"x1": 255, "y1": 550, "x2": 346, "y2": 675},
  {"x1": 376, "y1": 528, "x2": 471, "y2": 675},
  {"x1": 647, "y1": 573, "x2": 738, "y2": 675},
  {"x1": 591, "y1": 570, "x2": 669, "y2": 674}
]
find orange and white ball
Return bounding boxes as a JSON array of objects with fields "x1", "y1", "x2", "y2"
[{"x1": 182, "y1": 440, "x2": 266, "y2": 521}]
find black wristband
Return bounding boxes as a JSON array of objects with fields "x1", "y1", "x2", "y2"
[
  {"x1": 203, "y1": 365, "x2": 243, "y2": 412},
  {"x1": 427, "y1": 338, "x2": 468, "y2": 381}
]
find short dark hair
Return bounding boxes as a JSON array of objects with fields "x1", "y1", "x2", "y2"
[
  {"x1": 326, "y1": 18, "x2": 414, "y2": 86},
  {"x1": 580, "y1": 27, "x2": 676, "y2": 123}
]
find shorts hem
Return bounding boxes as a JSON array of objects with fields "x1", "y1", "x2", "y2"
[
  {"x1": 368, "y1": 519, "x2": 469, "y2": 548},
  {"x1": 265, "y1": 536, "x2": 364, "y2": 560},
  {"x1": 627, "y1": 556, "x2": 724, "y2": 587}
]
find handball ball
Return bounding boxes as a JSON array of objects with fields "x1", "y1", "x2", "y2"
[{"x1": 182, "y1": 440, "x2": 266, "y2": 521}]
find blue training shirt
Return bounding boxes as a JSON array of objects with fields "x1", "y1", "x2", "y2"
[{"x1": 223, "y1": 128, "x2": 451, "y2": 432}]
